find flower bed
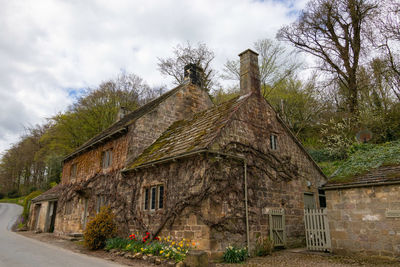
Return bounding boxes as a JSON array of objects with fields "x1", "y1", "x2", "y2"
[{"x1": 105, "y1": 233, "x2": 196, "y2": 264}]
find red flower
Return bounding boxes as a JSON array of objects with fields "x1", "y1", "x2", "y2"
[{"x1": 154, "y1": 236, "x2": 160, "y2": 241}]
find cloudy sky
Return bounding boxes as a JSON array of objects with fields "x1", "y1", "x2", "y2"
[{"x1": 0, "y1": 0, "x2": 308, "y2": 154}]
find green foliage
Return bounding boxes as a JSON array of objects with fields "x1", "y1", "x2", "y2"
[
  {"x1": 318, "y1": 160, "x2": 344, "y2": 177},
  {"x1": 0, "y1": 192, "x2": 4, "y2": 199},
  {"x1": 266, "y1": 77, "x2": 324, "y2": 142},
  {"x1": 223, "y1": 245, "x2": 248, "y2": 263},
  {"x1": 105, "y1": 237, "x2": 131, "y2": 251},
  {"x1": 0, "y1": 196, "x2": 25, "y2": 206},
  {"x1": 211, "y1": 88, "x2": 239, "y2": 105},
  {"x1": 330, "y1": 141, "x2": 400, "y2": 181},
  {"x1": 254, "y1": 236, "x2": 274, "y2": 256},
  {"x1": 84, "y1": 206, "x2": 118, "y2": 250},
  {"x1": 321, "y1": 118, "x2": 355, "y2": 160},
  {"x1": 7, "y1": 190, "x2": 20, "y2": 199},
  {"x1": 308, "y1": 149, "x2": 339, "y2": 163},
  {"x1": 22, "y1": 191, "x2": 43, "y2": 221}
]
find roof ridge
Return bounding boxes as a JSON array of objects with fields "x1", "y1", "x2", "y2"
[
  {"x1": 64, "y1": 83, "x2": 186, "y2": 161},
  {"x1": 205, "y1": 93, "x2": 253, "y2": 150}
]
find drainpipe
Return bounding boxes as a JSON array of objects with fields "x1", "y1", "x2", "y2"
[{"x1": 244, "y1": 161, "x2": 250, "y2": 255}]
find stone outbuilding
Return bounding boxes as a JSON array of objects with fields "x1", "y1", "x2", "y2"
[
  {"x1": 29, "y1": 184, "x2": 64, "y2": 233},
  {"x1": 28, "y1": 49, "x2": 327, "y2": 255},
  {"x1": 324, "y1": 165, "x2": 400, "y2": 257}
]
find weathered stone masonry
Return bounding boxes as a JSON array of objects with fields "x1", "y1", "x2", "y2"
[{"x1": 325, "y1": 165, "x2": 400, "y2": 257}]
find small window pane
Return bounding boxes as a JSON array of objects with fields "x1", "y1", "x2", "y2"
[
  {"x1": 102, "y1": 150, "x2": 113, "y2": 168},
  {"x1": 71, "y1": 164, "x2": 77, "y2": 179},
  {"x1": 151, "y1": 187, "x2": 156, "y2": 210},
  {"x1": 318, "y1": 189, "x2": 326, "y2": 208},
  {"x1": 144, "y1": 188, "x2": 149, "y2": 210},
  {"x1": 158, "y1": 185, "x2": 164, "y2": 209},
  {"x1": 108, "y1": 151, "x2": 112, "y2": 166},
  {"x1": 270, "y1": 135, "x2": 277, "y2": 150}
]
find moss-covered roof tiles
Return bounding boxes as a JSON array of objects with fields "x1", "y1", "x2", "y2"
[
  {"x1": 32, "y1": 184, "x2": 65, "y2": 203},
  {"x1": 325, "y1": 164, "x2": 400, "y2": 188},
  {"x1": 127, "y1": 93, "x2": 251, "y2": 169}
]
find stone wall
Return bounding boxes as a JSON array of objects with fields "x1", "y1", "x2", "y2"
[
  {"x1": 61, "y1": 136, "x2": 128, "y2": 184},
  {"x1": 212, "y1": 94, "x2": 327, "y2": 247},
  {"x1": 326, "y1": 184, "x2": 400, "y2": 257},
  {"x1": 29, "y1": 201, "x2": 49, "y2": 232}
]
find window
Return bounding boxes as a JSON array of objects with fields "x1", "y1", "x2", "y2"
[
  {"x1": 158, "y1": 185, "x2": 164, "y2": 209},
  {"x1": 143, "y1": 185, "x2": 164, "y2": 211},
  {"x1": 102, "y1": 149, "x2": 113, "y2": 169},
  {"x1": 304, "y1": 193, "x2": 316, "y2": 209},
  {"x1": 65, "y1": 200, "x2": 73, "y2": 215},
  {"x1": 270, "y1": 134, "x2": 278, "y2": 150},
  {"x1": 144, "y1": 188, "x2": 149, "y2": 210},
  {"x1": 151, "y1": 187, "x2": 156, "y2": 210},
  {"x1": 96, "y1": 195, "x2": 108, "y2": 213},
  {"x1": 318, "y1": 189, "x2": 326, "y2": 208},
  {"x1": 70, "y1": 163, "x2": 77, "y2": 180}
]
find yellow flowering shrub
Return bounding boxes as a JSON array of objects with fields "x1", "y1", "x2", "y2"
[{"x1": 84, "y1": 206, "x2": 118, "y2": 250}]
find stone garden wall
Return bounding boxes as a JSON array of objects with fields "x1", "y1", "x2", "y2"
[{"x1": 326, "y1": 184, "x2": 400, "y2": 257}]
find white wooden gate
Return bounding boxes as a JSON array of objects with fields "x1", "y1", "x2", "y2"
[
  {"x1": 304, "y1": 209, "x2": 331, "y2": 251},
  {"x1": 269, "y1": 209, "x2": 286, "y2": 247}
]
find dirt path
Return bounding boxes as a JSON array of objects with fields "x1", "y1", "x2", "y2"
[{"x1": 216, "y1": 249, "x2": 400, "y2": 267}]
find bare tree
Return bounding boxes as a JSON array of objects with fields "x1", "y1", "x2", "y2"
[
  {"x1": 157, "y1": 42, "x2": 217, "y2": 91},
  {"x1": 277, "y1": 0, "x2": 378, "y2": 116},
  {"x1": 222, "y1": 38, "x2": 301, "y2": 97},
  {"x1": 377, "y1": 0, "x2": 400, "y2": 100}
]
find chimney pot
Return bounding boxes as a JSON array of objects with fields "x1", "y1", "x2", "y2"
[
  {"x1": 239, "y1": 49, "x2": 260, "y2": 95},
  {"x1": 184, "y1": 64, "x2": 203, "y2": 87}
]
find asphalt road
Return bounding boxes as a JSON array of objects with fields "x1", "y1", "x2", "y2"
[{"x1": 0, "y1": 203, "x2": 125, "y2": 267}]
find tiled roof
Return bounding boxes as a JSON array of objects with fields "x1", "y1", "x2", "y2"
[
  {"x1": 127, "y1": 93, "x2": 252, "y2": 169},
  {"x1": 32, "y1": 184, "x2": 65, "y2": 203},
  {"x1": 63, "y1": 83, "x2": 185, "y2": 161},
  {"x1": 324, "y1": 165, "x2": 400, "y2": 188}
]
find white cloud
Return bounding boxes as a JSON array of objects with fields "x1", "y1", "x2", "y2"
[{"x1": 0, "y1": 0, "x2": 307, "y2": 153}]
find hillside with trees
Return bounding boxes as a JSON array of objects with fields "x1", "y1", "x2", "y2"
[{"x1": 1, "y1": 0, "x2": 399, "y2": 197}]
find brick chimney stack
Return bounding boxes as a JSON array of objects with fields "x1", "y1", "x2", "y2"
[
  {"x1": 239, "y1": 49, "x2": 260, "y2": 95},
  {"x1": 184, "y1": 63, "x2": 203, "y2": 87}
]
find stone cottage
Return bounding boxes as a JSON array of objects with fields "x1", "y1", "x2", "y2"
[
  {"x1": 324, "y1": 165, "x2": 400, "y2": 257},
  {"x1": 29, "y1": 49, "x2": 327, "y2": 255}
]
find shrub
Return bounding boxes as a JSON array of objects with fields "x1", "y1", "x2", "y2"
[
  {"x1": 223, "y1": 245, "x2": 248, "y2": 263},
  {"x1": 7, "y1": 189, "x2": 20, "y2": 199},
  {"x1": 0, "y1": 192, "x2": 4, "y2": 199},
  {"x1": 84, "y1": 206, "x2": 118, "y2": 250},
  {"x1": 22, "y1": 191, "x2": 43, "y2": 221},
  {"x1": 254, "y1": 236, "x2": 274, "y2": 256}
]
